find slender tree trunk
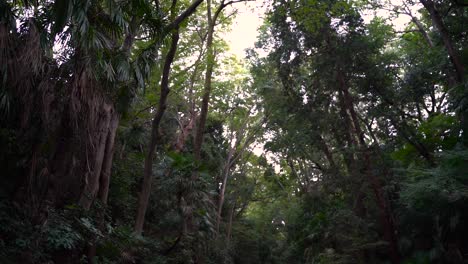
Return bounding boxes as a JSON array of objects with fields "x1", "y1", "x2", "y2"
[
  {"x1": 192, "y1": 0, "x2": 230, "y2": 165},
  {"x1": 420, "y1": 0, "x2": 464, "y2": 82},
  {"x1": 336, "y1": 89, "x2": 367, "y2": 217},
  {"x1": 317, "y1": 134, "x2": 336, "y2": 170},
  {"x1": 226, "y1": 203, "x2": 235, "y2": 245},
  {"x1": 134, "y1": 27, "x2": 180, "y2": 235},
  {"x1": 420, "y1": 0, "x2": 467, "y2": 146},
  {"x1": 186, "y1": 4, "x2": 232, "y2": 263},
  {"x1": 173, "y1": 62, "x2": 199, "y2": 152},
  {"x1": 187, "y1": 0, "x2": 221, "y2": 240},
  {"x1": 403, "y1": 6, "x2": 434, "y2": 48},
  {"x1": 420, "y1": 0, "x2": 468, "y2": 146},
  {"x1": 215, "y1": 146, "x2": 235, "y2": 236},
  {"x1": 134, "y1": 0, "x2": 206, "y2": 234},
  {"x1": 215, "y1": 114, "x2": 252, "y2": 236},
  {"x1": 338, "y1": 71, "x2": 400, "y2": 264},
  {"x1": 192, "y1": 0, "x2": 215, "y2": 165},
  {"x1": 412, "y1": 16, "x2": 434, "y2": 47}
]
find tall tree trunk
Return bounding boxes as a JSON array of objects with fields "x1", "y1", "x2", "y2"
[
  {"x1": 85, "y1": 110, "x2": 119, "y2": 263},
  {"x1": 186, "y1": 3, "x2": 234, "y2": 263},
  {"x1": 192, "y1": 0, "x2": 216, "y2": 165},
  {"x1": 134, "y1": 27, "x2": 180, "y2": 235},
  {"x1": 420, "y1": 0, "x2": 464, "y2": 82},
  {"x1": 192, "y1": 0, "x2": 231, "y2": 166},
  {"x1": 98, "y1": 112, "x2": 119, "y2": 204},
  {"x1": 79, "y1": 102, "x2": 116, "y2": 209},
  {"x1": 215, "y1": 146, "x2": 235, "y2": 236},
  {"x1": 338, "y1": 71, "x2": 400, "y2": 264},
  {"x1": 420, "y1": 0, "x2": 468, "y2": 146},
  {"x1": 226, "y1": 203, "x2": 235, "y2": 245},
  {"x1": 174, "y1": 58, "x2": 200, "y2": 152},
  {"x1": 215, "y1": 113, "x2": 252, "y2": 236},
  {"x1": 187, "y1": 0, "x2": 224, "y2": 240},
  {"x1": 420, "y1": 0, "x2": 467, "y2": 146},
  {"x1": 133, "y1": 0, "x2": 206, "y2": 233}
]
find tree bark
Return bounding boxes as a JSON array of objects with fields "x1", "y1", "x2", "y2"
[
  {"x1": 192, "y1": 0, "x2": 229, "y2": 165},
  {"x1": 402, "y1": 4, "x2": 434, "y2": 48},
  {"x1": 338, "y1": 71, "x2": 400, "y2": 264},
  {"x1": 420, "y1": 0, "x2": 468, "y2": 146},
  {"x1": 226, "y1": 203, "x2": 235, "y2": 245},
  {"x1": 420, "y1": 0, "x2": 464, "y2": 82},
  {"x1": 134, "y1": 27, "x2": 180, "y2": 235},
  {"x1": 166, "y1": 0, "x2": 205, "y2": 32},
  {"x1": 79, "y1": 103, "x2": 113, "y2": 210},
  {"x1": 215, "y1": 145, "x2": 235, "y2": 236},
  {"x1": 411, "y1": 16, "x2": 434, "y2": 47},
  {"x1": 134, "y1": 0, "x2": 205, "y2": 235},
  {"x1": 192, "y1": 0, "x2": 216, "y2": 165},
  {"x1": 186, "y1": 0, "x2": 223, "y2": 243},
  {"x1": 215, "y1": 112, "x2": 254, "y2": 236},
  {"x1": 98, "y1": 112, "x2": 119, "y2": 204}
]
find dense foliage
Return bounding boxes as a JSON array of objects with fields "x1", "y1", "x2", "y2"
[{"x1": 0, "y1": 0, "x2": 467, "y2": 263}]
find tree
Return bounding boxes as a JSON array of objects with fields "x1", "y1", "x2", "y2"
[
  {"x1": 1, "y1": 0, "x2": 468, "y2": 263},
  {"x1": 134, "y1": 0, "x2": 206, "y2": 236},
  {"x1": 0, "y1": 0, "x2": 163, "y2": 216}
]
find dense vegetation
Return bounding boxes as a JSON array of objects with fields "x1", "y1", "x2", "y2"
[{"x1": 0, "y1": 0, "x2": 467, "y2": 263}]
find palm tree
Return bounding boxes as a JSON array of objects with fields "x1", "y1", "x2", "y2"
[{"x1": 0, "y1": 0, "x2": 164, "y2": 217}]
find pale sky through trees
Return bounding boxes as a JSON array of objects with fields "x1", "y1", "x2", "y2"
[
  {"x1": 224, "y1": 0, "x2": 421, "y2": 168},
  {"x1": 224, "y1": 2, "x2": 267, "y2": 58},
  {"x1": 225, "y1": 0, "x2": 419, "y2": 58}
]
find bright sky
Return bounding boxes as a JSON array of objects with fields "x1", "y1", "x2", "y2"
[
  {"x1": 223, "y1": 1, "x2": 268, "y2": 58},
  {"x1": 223, "y1": 0, "x2": 420, "y2": 59}
]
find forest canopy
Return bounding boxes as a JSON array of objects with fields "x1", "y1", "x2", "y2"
[{"x1": 0, "y1": 0, "x2": 467, "y2": 263}]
